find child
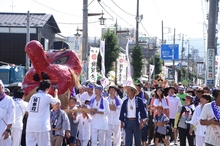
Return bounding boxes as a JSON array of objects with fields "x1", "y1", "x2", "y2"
[
  {"x1": 73, "y1": 105, "x2": 91, "y2": 146},
  {"x1": 153, "y1": 106, "x2": 169, "y2": 146}
]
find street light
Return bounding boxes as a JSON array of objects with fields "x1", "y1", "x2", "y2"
[{"x1": 99, "y1": 11, "x2": 106, "y2": 25}]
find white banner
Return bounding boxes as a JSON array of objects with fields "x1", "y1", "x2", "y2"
[
  {"x1": 117, "y1": 53, "x2": 126, "y2": 84},
  {"x1": 88, "y1": 47, "x2": 99, "y2": 83},
  {"x1": 100, "y1": 40, "x2": 105, "y2": 77},
  {"x1": 74, "y1": 36, "x2": 80, "y2": 51},
  {"x1": 149, "y1": 64, "x2": 155, "y2": 78},
  {"x1": 99, "y1": 40, "x2": 109, "y2": 88},
  {"x1": 125, "y1": 40, "x2": 132, "y2": 81},
  {"x1": 162, "y1": 66, "x2": 168, "y2": 78}
]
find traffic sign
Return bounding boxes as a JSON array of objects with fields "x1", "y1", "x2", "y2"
[
  {"x1": 176, "y1": 63, "x2": 182, "y2": 68},
  {"x1": 161, "y1": 44, "x2": 179, "y2": 60}
]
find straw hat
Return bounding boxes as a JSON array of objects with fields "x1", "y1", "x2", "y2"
[{"x1": 123, "y1": 80, "x2": 138, "y2": 95}]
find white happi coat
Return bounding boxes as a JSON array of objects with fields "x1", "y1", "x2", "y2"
[
  {"x1": 0, "y1": 95, "x2": 15, "y2": 141},
  {"x1": 75, "y1": 114, "x2": 92, "y2": 141},
  {"x1": 107, "y1": 96, "x2": 122, "y2": 125}
]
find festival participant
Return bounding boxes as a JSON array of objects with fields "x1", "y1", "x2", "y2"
[
  {"x1": 73, "y1": 105, "x2": 91, "y2": 146},
  {"x1": 190, "y1": 93, "x2": 211, "y2": 146},
  {"x1": 26, "y1": 80, "x2": 59, "y2": 146},
  {"x1": 89, "y1": 84, "x2": 110, "y2": 146},
  {"x1": 75, "y1": 86, "x2": 86, "y2": 101},
  {"x1": 80, "y1": 83, "x2": 96, "y2": 104},
  {"x1": 119, "y1": 81, "x2": 147, "y2": 146},
  {"x1": 153, "y1": 106, "x2": 169, "y2": 146},
  {"x1": 0, "y1": 79, "x2": 15, "y2": 146},
  {"x1": 176, "y1": 86, "x2": 187, "y2": 105},
  {"x1": 66, "y1": 97, "x2": 79, "y2": 146},
  {"x1": 200, "y1": 89, "x2": 220, "y2": 146},
  {"x1": 106, "y1": 84, "x2": 122, "y2": 146},
  {"x1": 50, "y1": 99, "x2": 70, "y2": 146},
  {"x1": 150, "y1": 87, "x2": 169, "y2": 117},
  {"x1": 11, "y1": 87, "x2": 28, "y2": 146},
  {"x1": 174, "y1": 95, "x2": 195, "y2": 146},
  {"x1": 166, "y1": 86, "x2": 181, "y2": 145},
  {"x1": 193, "y1": 88, "x2": 204, "y2": 107}
]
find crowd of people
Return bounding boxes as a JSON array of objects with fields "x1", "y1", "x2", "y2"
[{"x1": 0, "y1": 78, "x2": 220, "y2": 146}]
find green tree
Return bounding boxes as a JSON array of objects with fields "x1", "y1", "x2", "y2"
[
  {"x1": 97, "y1": 29, "x2": 120, "y2": 76},
  {"x1": 149, "y1": 54, "x2": 162, "y2": 79},
  {"x1": 131, "y1": 45, "x2": 144, "y2": 79}
]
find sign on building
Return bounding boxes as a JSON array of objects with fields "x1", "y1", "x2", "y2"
[{"x1": 206, "y1": 49, "x2": 215, "y2": 86}]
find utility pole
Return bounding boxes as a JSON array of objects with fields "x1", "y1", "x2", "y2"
[
  {"x1": 162, "y1": 20, "x2": 164, "y2": 66},
  {"x1": 82, "y1": 0, "x2": 88, "y2": 82},
  {"x1": 206, "y1": 0, "x2": 218, "y2": 88},
  {"x1": 172, "y1": 28, "x2": 176, "y2": 81},
  {"x1": 181, "y1": 34, "x2": 184, "y2": 66},
  {"x1": 135, "y1": 0, "x2": 139, "y2": 45},
  {"x1": 187, "y1": 41, "x2": 190, "y2": 81},
  {"x1": 26, "y1": 11, "x2": 30, "y2": 71}
]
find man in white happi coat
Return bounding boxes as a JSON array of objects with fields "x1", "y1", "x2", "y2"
[
  {"x1": 106, "y1": 84, "x2": 122, "y2": 146},
  {"x1": 26, "y1": 80, "x2": 59, "y2": 146},
  {"x1": 11, "y1": 87, "x2": 28, "y2": 146},
  {"x1": 80, "y1": 83, "x2": 96, "y2": 104},
  {"x1": 0, "y1": 79, "x2": 15, "y2": 146},
  {"x1": 89, "y1": 84, "x2": 110, "y2": 146}
]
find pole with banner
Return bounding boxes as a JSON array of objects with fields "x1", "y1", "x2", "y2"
[
  {"x1": 99, "y1": 40, "x2": 109, "y2": 88},
  {"x1": 117, "y1": 53, "x2": 126, "y2": 85},
  {"x1": 125, "y1": 39, "x2": 132, "y2": 82}
]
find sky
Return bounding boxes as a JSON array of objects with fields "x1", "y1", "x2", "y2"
[{"x1": 0, "y1": 0, "x2": 209, "y2": 39}]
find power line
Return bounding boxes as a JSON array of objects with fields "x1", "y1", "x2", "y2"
[
  {"x1": 98, "y1": 2, "x2": 114, "y2": 20},
  {"x1": 140, "y1": 22, "x2": 152, "y2": 39},
  {"x1": 32, "y1": 0, "x2": 81, "y2": 17},
  {"x1": 100, "y1": 1, "x2": 134, "y2": 28},
  {"x1": 110, "y1": 0, "x2": 135, "y2": 17},
  {"x1": 151, "y1": 0, "x2": 162, "y2": 21}
]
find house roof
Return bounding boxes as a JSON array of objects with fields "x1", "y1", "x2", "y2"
[{"x1": 0, "y1": 12, "x2": 61, "y2": 33}]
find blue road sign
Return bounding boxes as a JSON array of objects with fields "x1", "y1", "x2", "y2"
[
  {"x1": 176, "y1": 63, "x2": 182, "y2": 68},
  {"x1": 207, "y1": 80, "x2": 214, "y2": 85},
  {"x1": 161, "y1": 44, "x2": 179, "y2": 60}
]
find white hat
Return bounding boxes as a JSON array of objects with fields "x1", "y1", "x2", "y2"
[
  {"x1": 52, "y1": 99, "x2": 61, "y2": 105},
  {"x1": 0, "y1": 80, "x2": 4, "y2": 89},
  {"x1": 123, "y1": 80, "x2": 138, "y2": 95}
]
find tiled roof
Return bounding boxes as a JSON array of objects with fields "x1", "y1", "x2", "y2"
[{"x1": 0, "y1": 12, "x2": 60, "y2": 33}]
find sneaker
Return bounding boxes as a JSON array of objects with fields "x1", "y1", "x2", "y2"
[{"x1": 174, "y1": 140, "x2": 177, "y2": 145}]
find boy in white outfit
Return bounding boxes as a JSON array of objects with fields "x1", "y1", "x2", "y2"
[
  {"x1": 11, "y1": 87, "x2": 28, "y2": 146},
  {"x1": 106, "y1": 84, "x2": 122, "y2": 146},
  {"x1": 74, "y1": 105, "x2": 92, "y2": 146},
  {"x1": 89, "y1": 84, "x2": 110, "y2": 146},
  {"x1": 0, "y1": 79, "x2": 15, "y2": 146},
  {"x1": 26, "y1": 80, "x2": 59, "y2": 146}
]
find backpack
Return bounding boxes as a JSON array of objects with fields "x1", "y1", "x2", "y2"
[{"x1": 177, "y1": 105, "x2": 194, "y2": 129}]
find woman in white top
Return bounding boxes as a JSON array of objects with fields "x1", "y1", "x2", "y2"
[
  {"x1": 150, "y1": 87, "x2": 169, "y2": 117},
  {"x1": 190, "y1": 93, "x2": 212, "y2": 146}
]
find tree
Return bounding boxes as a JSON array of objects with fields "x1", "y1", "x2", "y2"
[
  {"x1": 97, "y1": 29, "x2": 120, "y2": 76},
  {"x1": 131, "y1": 45, "x2": 144, "y2": 79},
  {"x1": 149, "y1": 54, "x2": 162, "y2": 79}
]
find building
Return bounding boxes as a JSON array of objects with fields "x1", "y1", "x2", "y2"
[{"x1": 0, "y1": 12, "x2": 60, "y2": 66}]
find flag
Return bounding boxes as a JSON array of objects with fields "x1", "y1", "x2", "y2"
[
  {"x1": 125, "y1": 40, "x2": 132, "y2": 82},
  {"x1": 88, "y1": 47, "x2": 99, "y2": 83},
  {"x1": 117, "y1": 53, "x2": 126, "y2": 84},
  {"x1": 149, "y1": 64, "x2": 155, "y2": 77}
]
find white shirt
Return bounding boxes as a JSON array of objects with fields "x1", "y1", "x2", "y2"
[
  {"x1": 107, "y1": 96, "x2": 122, "y2": 125},
  {"x1": 127, "y1": 97, "x2": 136, "y2": 118},
  {"x1": 26, "y1": 92, "x2": 59, "y2": 132},
  {"x1": 167, "y1": 95, "x2": 181, "y2": 119},
  {"x1": 0, "y1": 95, "x2": 15, "y2": 140},
  {"x1": 74, "y1": 114, "x2": 92, "y2": 140},
  {"x1": 90, "y1": 97, "x2": 110, "y2": 130},
  {"x1": 80, "y1": 92, "x2": 96, "y2": 103},
  {"x1": 190, "y1": 104, "x2": 206, "y2": 137},
  {"x1": 200, "y1": 102, "x2": 220, "y2": 146},
  {"x1": 152, "y1": 98, "x2": 169, "y2": 109},
  {"x1": 12, "y1": 98, "x2": 28, "y2": 129}
]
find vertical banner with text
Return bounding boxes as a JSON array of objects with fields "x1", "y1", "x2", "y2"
[
  {"x1": 88, "y1": 47, "x2": 99, "y2": 83},
  {"x1": 206, "y1": 48, "x2": 215, "y2": 86},
  {"x1": 117, "y1": 53, "x2": 126, "y2": 84},
  {"x1": 125, "y1": 40, "x2": 132, "y2": 82},
  {"x1": 149, "y1": 64, "x2": 155, "y2": 78},
  {"x1": 99, "y1": 40, "x2": 109, "y2": 88}
]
